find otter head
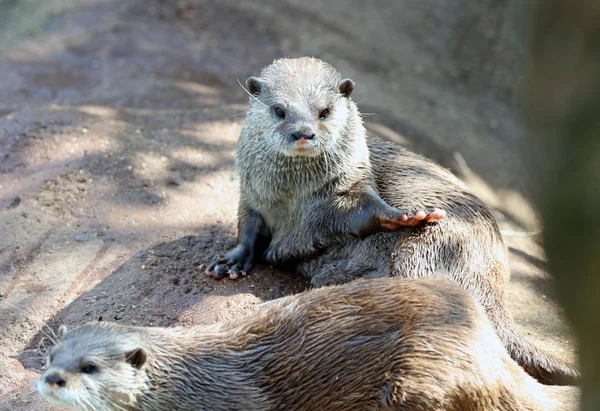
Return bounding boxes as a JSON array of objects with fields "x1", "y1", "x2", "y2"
[
  {"x1": 37, "y1": 322, "x2": 147, "y2": 411},
  {"x1": 245, "y1": 57, "x2": 356, "y2": 158}
]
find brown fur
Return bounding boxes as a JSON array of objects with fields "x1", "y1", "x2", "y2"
[
  {"x1": 209, "y1": 57, "x2": 578, "y2": 385},
  {"x1": 38, "y1": 278, "x2": 576, "y2": 411}
]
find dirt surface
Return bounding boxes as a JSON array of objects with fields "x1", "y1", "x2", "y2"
[{"x1": 0, "y1": 0, "x2": 576, "y2": 409}]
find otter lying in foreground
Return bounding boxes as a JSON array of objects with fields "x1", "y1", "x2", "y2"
[
  {"x1": 38, "y1": 277, "x2": 577, "y2": 411},
  {"x1": 206, "y1": 57, "x2": 578, "y2": 385}
]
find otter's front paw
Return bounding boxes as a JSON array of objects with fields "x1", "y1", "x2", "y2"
[
  {"x1": 205, "y1": 244, "x2": 253, "y2": 280},
  {"x1": 379, "y1": 208, "x2": 446, "y2": 230}
]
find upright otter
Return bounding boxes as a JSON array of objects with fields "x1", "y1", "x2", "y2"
[
  {"x1": 205, "y1": 57, "x2": 578, "y2": 385},
  {"x1": 206, "y1": 58, "x2": 445, "y2": 280},
  {"x1": 37, "y1": 277, "x2": 576, "y2": 411}
]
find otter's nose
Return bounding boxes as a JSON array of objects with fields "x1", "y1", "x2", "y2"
[
  {"x1": 291, "y1": 132, "x2": 315, "y2": 141},
  {"x1": 45, "y1": 373, "x2": 66, "y2": 388}
]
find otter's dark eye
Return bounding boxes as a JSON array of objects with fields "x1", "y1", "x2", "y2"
[
  {"x1": 319, "y1": 108, "x2": 330, "y2": 120},
  {"x1": 274, "y1": 107, "x2": 285, "y2": 119},
  {"x1": 81, "y1": 363, "x2": 98, "y2": 374}
]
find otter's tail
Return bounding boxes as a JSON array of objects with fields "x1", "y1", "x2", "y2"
[{"x1": 487, "y1": 306, "x2": 580, "y2": 385}]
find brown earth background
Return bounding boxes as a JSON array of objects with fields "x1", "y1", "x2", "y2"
[{"x1": 0, "y1": 0, "x2": 576, "y2": 409}]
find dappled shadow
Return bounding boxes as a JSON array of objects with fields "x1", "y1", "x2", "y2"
[
  {"x1": 0, "y1": 0, "x2": 282, "y2": 213},
  {"x1": 509, "y1": 246, "x2": 548, "y2": 272},
  {"x1": 509, "y1": 266, "x2": 557, "y2": 301},
  {"x1": 0, "y1": 109, "x2": 238, "y2": 211}
]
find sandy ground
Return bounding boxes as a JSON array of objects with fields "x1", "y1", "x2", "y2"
[{"x1": 0, "y1": 0, "x2": 577, "y2": 409}]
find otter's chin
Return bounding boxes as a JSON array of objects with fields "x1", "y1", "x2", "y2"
[
  {"x1": 292, "y1": 148, "x2": 320, "y2": 157},
  {"x1": 37, "y1": 384, "x2": 76, "y2": 409},
  {"x1": 283, "y1": 143, "x2": 321, "y2": 157}
]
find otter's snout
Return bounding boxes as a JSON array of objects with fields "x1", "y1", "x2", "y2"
[
  {"x1": 291, "y1": 132, "x2": 315, "y2": 141},
  {"x1": 45, "y1": 373, "x2": 66, "y2": 388}
]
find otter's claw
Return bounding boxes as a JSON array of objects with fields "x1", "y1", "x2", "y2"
[{"x1": 205, "y1": 245, "x2": 253, "y2": 280}]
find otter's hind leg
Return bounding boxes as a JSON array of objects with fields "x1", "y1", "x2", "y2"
[{"x1": 303, "y1": 259, "x2": 383, "y2": 288}]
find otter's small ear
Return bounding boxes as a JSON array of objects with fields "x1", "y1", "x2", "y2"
[
  {"x1": 125, "y1": 348, "x2": 147, "y2": 369},
  {"x1": 246, "y1": 76, "x2": 265, "y2": 96},
  {"x1": 58, "y1": 325, "x2": 68, "y2": 339},
  {"x1": 339, "y1": 78, "x2": 355, "y2": 98}
]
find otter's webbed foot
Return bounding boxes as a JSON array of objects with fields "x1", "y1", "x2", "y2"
[
  {"x1": 205, "y1": 244, "x2": 253, "y2": 280},
  {"x1": 351, "y1": 187, "x2": 446, "y2": 238},
  {"x1": 378, "y1": 208, "x2": 446, "y2": 230}
]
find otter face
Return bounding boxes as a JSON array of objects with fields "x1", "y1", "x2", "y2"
[
  {"x1": 37, "y1": 323, "x2": 147, "y2": 411},
  {"x1": 245, "y1": 58, "x2": 355, "y2": 158}
]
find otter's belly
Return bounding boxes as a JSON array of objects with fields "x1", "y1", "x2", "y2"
[{"x1": 259, "y1": 200, "x2": 304, "y2": 242}]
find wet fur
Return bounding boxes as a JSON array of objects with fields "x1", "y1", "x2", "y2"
[
  {"x1": 237, "y1": 58, "x2": 377, "y2": 263},
  {"x1": 38, "y1": 278, "x2": 575, "y2": 411},
  {"x1": 233, "y1": 57, "x2": 578, "y2": 385}
]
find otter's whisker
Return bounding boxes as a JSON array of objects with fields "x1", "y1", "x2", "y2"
[
  {"x1": 43, "y1": 323, "x2": 59, "y2": 341},
  {"x1": 226, "y1": 111, "x2": 248, "y2": 119},
  {"x1": 236, "y1": 78, "x2": 268, "y2": 108},
  {"x1": 38, "y1": 336, "x2": 52, "y2": 355},
  {"x1": 40, "y1": 330, "x2": 57, "y2": 346}
]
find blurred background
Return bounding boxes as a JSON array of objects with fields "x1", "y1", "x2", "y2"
[{"x1": 0, "y1": 0, "x2": 596, "y2": 409}]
